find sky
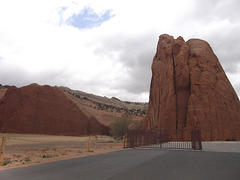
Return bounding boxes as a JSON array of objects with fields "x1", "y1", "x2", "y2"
[{"x1": 0, "y1": 0, "x2": 239, "y2": 102}]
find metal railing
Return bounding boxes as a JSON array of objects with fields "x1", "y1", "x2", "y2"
[{"x1": 124, "y1": 129, "x2": 202, "y2": 150}]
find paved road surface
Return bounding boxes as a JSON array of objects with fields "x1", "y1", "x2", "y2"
[{"x1": 1, "y1": 148, "x2": 240, "y2": 180}]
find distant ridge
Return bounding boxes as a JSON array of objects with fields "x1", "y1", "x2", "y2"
[{"x1": 59, "y1": 86, "x2": 148, "y2": 116}]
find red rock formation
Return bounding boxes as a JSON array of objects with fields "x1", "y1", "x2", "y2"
[
  {"x1": 0, "y1": 84, "x2": 108, "y2": 136},
  {"x1": 144, "y1": 34, "x2": 240, "y2": 141}
]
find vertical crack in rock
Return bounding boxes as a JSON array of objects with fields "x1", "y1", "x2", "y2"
[
  {"x1": 187, "y1": 58, "x2": 191, "y2": 128},
  {"x1": 173, "y1": 37, "x2": 190, "y2": 131},
  {"x1": 172, "y1": 49, "x2": 178, "y2": 130}
]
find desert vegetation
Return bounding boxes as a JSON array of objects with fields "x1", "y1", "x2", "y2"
[
  {"x1": 64, "y1": 88, "x2": 147, "y2": 116},
  {"x1": 110, "y1": 114, "x2": 142, "y2": 138}
]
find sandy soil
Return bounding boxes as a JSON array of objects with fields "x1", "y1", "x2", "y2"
[{"x1": 0, "y1": 133, "x2": 123, "y2": 170}]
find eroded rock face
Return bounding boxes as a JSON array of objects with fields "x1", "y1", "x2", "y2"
[
  {"x1": 144, "y1": 34, "x2": 240, "y2": 141},
  {"x1": 0, "y1": 84, "x2": 108, "y2": 136}
]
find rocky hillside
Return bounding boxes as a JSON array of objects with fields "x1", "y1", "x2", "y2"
[
  {"x1": 0, "y1": 84, "x2": 109, "y2": 136},
  {"x1": 60, "y1": 86, "x2": 148, "y2": 116},
  {"x1": 59, "y1": 86, "x2": 147, "y2": 127},
  {"x1": 0, "y1": 83, "x2": 147, "y2": 136}
]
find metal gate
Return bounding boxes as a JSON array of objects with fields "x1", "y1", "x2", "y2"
[{"x1": 124, "y1": 129, "x2": 202, "y2": 150}]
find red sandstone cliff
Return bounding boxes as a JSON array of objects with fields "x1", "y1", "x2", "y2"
[
  {"x1": 0, "y1": 84, "x2": 108, "y2": 136},
  {"x1": 144, "y1": 34, "x2": 240, "y2": 141}
]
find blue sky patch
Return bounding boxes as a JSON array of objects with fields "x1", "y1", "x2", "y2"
[{"x1": 67, "y1": 7, "x2": 114, "y2": 29}]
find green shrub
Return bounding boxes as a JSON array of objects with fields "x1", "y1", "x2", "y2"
[
  {"x1": 2, "y1": 158, "x2": 11, "y2": 166},
  {"x1": 25, "y1": 157, "x2": 30, "y2": 162},
  {"x1": 42, "y1": 155, "x2": 52, "y2": 158},
  {"x1": 129, "y1": 121, "x2": 142, "y2": 130},
  {"x1": 42, "y1": 154, "x2": 58, "y2": 158},
  {"x1": 110, "y1": 114, "x2": 132, "y2": 138}
]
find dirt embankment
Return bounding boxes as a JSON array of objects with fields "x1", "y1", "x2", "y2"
[{"x1": 0, "y1": 84, "x2": 109, "y2": 136}]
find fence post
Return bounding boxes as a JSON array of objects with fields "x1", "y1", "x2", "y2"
[
  {"x1": 88, "y1": 135, "x2": 92, "y2": 152},
  {"x1": 197, "y1": 130, "x2": 202, "y2": 150},
  {"x1": 142, "y1": 135, "x2": 145, "y2": 146},
  {"x1": 123, "y1": 136, "x2": 125, "y2": 148},
  {"x1": 0, "y1": 136, "x2": 6, "y2": 164},
  {"x1": 191, "y1": 130, "x2": 196, "y2": 150},
  {"x1": 191, "y1": 130, "x2": 202, "y2": 150}
]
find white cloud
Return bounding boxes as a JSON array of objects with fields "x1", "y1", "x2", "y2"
[{"x1": 0, "y1": 0, "x2": 239, "y2": 101}]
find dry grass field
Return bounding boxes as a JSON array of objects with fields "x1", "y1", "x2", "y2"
[{"x1": 0, "y1": 133, "x2": 123, "y2": 169}]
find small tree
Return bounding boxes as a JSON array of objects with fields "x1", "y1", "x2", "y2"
[
  {"x1": 110, "y1": 113, "x2": 132, "y2": 138},
  {"x1": 129, "y1": 120, "x2": 142, "y2": 130}
]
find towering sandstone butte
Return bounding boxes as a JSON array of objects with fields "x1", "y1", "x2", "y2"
[
  {"x1": 0, "y1": 84, "x2": 108, "y2": 136},
  {"x1": 144, "y1": 34, "x2": 240, "y2": 141}
]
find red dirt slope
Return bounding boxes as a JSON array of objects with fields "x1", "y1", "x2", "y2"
[{"x1": 0, "y1": 84, "x2": 108, "y2": 136}]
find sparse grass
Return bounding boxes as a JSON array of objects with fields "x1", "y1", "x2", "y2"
[
  {"x1": 24, "y1": 157, "x2": 31, "y2": 162},
  {"x1": 42, "y1": 154, "x2": 58, "y2": 158},
  {"x1": 2, "y1": 158, "x2": 11, "y2": 166},
  {"x1": 42, "y1": 155, "x2": 51, "y2": 158},
  {"x1": 99, "y1": 140, "x2": 115, "y2": 143},
  {"x1": 115, "y1": 137, "x2": 124, "y2": 141},
  {"x1": 226, "y1": 138, "x2": 236, "y2": 141},
  {"x1": 0, "y1": 133, "x2": 123, "y2": 169}
]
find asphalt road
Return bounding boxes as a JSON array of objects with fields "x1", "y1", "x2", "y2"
[{"x1": 0, "y1": 149, "x2": 240, "y2": 180}]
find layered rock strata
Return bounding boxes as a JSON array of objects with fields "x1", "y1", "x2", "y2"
[{"x1": 144, "y1": 34, "x2": 240, "y2": 141}]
